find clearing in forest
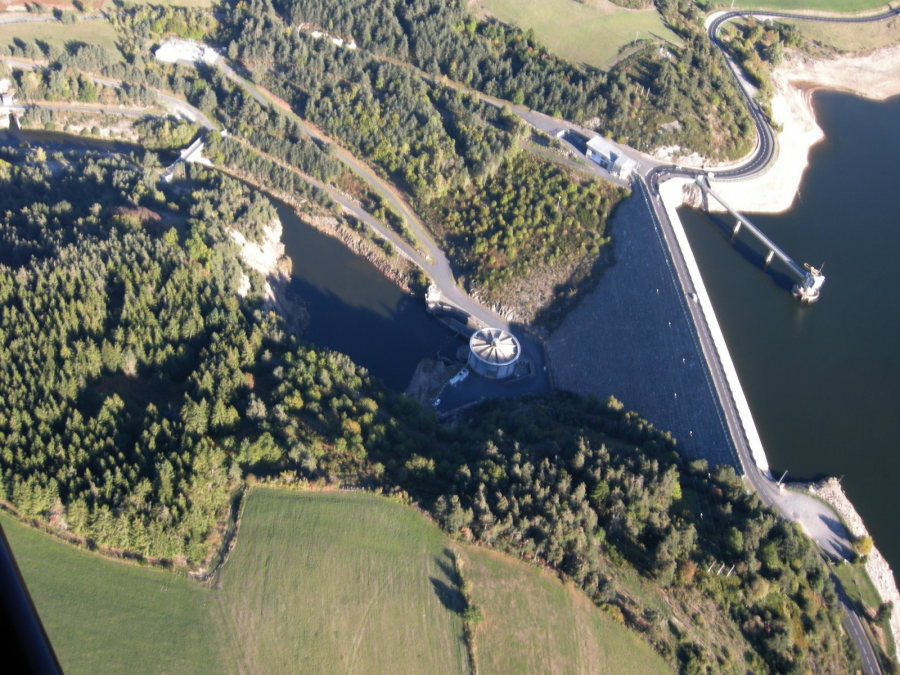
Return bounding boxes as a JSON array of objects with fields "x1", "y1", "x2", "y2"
[
  {"x1": 3, "y1": 488, "x2": 671, "y2": 673},
  {"x1": 474, "y1": 0, "x2": 682, "y2": 69},
  {"x1": 214, "y1": 489, "x2": 470, "y2": 673},
  {"x1": 0, "y1": 17, "x2": 119, "y2": 52},
  {"x1": 458, "y1": 545, "x2": 672, "y2": 674}
]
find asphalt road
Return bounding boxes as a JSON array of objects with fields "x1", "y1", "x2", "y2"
[
  {"x1": 650, "y1": 6, "x2": 900, "y2": 185},
  {"x1": 636, "y1": 10, "x2": 899, "y2": 672},
  {"x1": 3, "y1": 16, "x2": 887, "y2": 668},
  {"x1": 2, "y1": 56, "x2": 218, "y2": 132},
  {"x1": 213, "y1": 60, "x2": 550, "y2": 391}
]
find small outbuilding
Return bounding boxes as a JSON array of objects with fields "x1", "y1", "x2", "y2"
[
  {"x1": 467, "y1": 327, "x2": 521, "y2": 379},
  {"x1": 154, "y1": 39, "x2": 220, "y2": 66},
  {"x1": 585, "y1": 136, "x2": 636, "y2": 180}
]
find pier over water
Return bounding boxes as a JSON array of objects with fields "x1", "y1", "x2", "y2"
[{"x1": 696, "y1": 176, "x2": 825, "y2": 303}]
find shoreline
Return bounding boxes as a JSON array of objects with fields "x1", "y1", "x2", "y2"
[
  {"x1": 707, "y1": 44, "x2": 900, "y2": 214},
  {"x1": 666, "y1": 41, "x2": 900, "y2": 657},
  {"x1": 658, "y1": 178, "x2": 770, "y2": 475},
  {"x1": 809, "y1": 478, "x2": 900, "y2": 661},
  {"x1": 660, "y1": 175, "x2": 900, "y2": 661}
]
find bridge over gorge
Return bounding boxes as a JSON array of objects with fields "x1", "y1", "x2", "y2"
[
  {"x1": 162, "y1": 135, "x2": 212, "y2": 182},
  {"x1": 696, "y1": 176, "x2": 825, "y2": 303}
]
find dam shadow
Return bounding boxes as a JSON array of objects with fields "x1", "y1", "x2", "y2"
[{"x1": 704, "y1": 211, "x2": 795, "y2": 293}]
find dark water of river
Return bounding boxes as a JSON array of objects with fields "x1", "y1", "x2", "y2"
[
  {"x1": 0, "y1": 128, "x2": 165, "y2": 159},
  {"x1": 678, "y1": 91, "x2": 900, "y2": 573},
  {"x1": 274, "y1": 201, "x2": 459, "y2": 391},
  {"x1": 0, "y1": 128, "x2": 456, "y2": 391}
]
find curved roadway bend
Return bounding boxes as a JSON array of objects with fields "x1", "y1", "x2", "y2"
[
  {"x1": 639, "y1": 8, "x2": 899, "y2": 672},
  {"x1": 2, "y1": 56, "x2": 218, "y2": 131},
  {"x1": 213, "y1": 61, "x2": 550, "y2": 385},
  {"x1": 2, "y1": 15, "x2": 884, "y2": 665},
  {"x1": 641, "y1": 172, "x2": 883, "y2": 672},
  {"x1": 651, "y1": 5, "x2": 900, "y2": 185}
]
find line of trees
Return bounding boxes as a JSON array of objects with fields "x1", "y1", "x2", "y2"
[
  {"x1": 0, "y1": 142, "x2": 857, "y2": 672},
  {"x1": 246, "y1": 0, "x2": 753, "y2": 157}
]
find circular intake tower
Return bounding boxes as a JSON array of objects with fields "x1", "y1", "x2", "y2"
[{"x1": 467, "y1": 327, "x2": 521, "y2": 379}]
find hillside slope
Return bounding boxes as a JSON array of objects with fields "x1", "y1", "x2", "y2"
[{"x1": 3, "y1": 489, "x2": 669, "y2": 673}]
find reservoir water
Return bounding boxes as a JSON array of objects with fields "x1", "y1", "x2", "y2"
[
  {"x1": 678, "y1": 91, "x2": 900, "y2": 574},
  {"x1": 0, "y1": 129, "x2": 456, "y2": 391},
  {"x1": 273, "y1": 201, "x2": 457, "y2": 391}
]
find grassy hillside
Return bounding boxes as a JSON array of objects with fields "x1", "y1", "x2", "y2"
[
  {"x1": 459, "y1": 545, "x2": 672, "y2": 674},
  {"x1": 721, "y1": 0, "x2": 891, "y2": 11},
  {"x1": 0, "y1": 18, "x2": 119, "y2": 52},
  {"x1": 787, "y1": 15, "x2": 900, "y2": 51},
  {"x1": 3, "y1": 489, "x2": 671, "y2": 673},
  {"x1": 474, "y1": 0, "x2": 682, "y2": 69},
  {"x1": 215, "y1": 489, "x2": 470, "y2": 674},
  {"x1": 0, "y1": 512, "x2": 229, "y2": 675}
]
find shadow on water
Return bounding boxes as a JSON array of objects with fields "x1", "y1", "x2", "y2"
[
  {"x1": 704, "y1": 211, "x2": 795, "y2": 293},
  {"x1": 287, "y1": 273, "x2": 453, "y2": 391},
  {"x1": 275, "y1": 198, "x2": 455, "y2": 392}
]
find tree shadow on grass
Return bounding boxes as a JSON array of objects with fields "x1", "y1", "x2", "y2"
[
  {"x1": 429, "y1": 577, "x2": 466, "y2": 614},
  {"x1": 430, "y1": 547, "x2": 465, "y2": 613}
]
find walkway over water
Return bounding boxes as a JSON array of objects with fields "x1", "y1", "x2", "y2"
[
  {"x1": 162, "y1": 135, "x2": 211, "y2": 182},
  {"x1": 696, "y1": 176, "x2": 825, "y2": 302}
]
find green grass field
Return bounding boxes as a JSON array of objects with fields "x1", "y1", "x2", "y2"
[
  {"x1": 0, "y1": 511, "x2": 229, "y2": 674},
  {"x1": 787, "y1": 15, "x2": 900, "y2": 50},
  {"x1": 459, "y1": 545, "x2": 672, "y2": 674},
  {"x1": 3, "y1": 489, "x2": 670, "y2": 673},
  {"x1": 215, "y1": 489, "x2": 470, "y2": 673},
  {"x1": 0, "y1": 18, "x2": 119, "y2": 53},
  {"x1": 716, "y1": 0, "x2": 893, "y2": 12},
  {"x1": 833, "y1": 562, "x2": 883, "y2": 610},
  {"x1": 475, "y1": 0, "x2": 682, "y2": 69}
]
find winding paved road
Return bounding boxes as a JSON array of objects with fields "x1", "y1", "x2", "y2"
[
  {"x1": 650, "y1": 6, "x2": 900, "y2": 185},
  {"x1": 637, "y1": 9, "x2": 899, "y2": 673},
  {"x1": 4, "y1": 9, "x2": 893, "y2": 667},
  {"x1": 211, "y1": 60, "x2": 550, "y2": 389}
]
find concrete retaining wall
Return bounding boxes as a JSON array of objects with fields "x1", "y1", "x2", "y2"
[{"x1": 658, "y1": 178, "x2": 771, "y2": 476}]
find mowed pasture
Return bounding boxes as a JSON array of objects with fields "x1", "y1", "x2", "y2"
[
  {"x1": 720, "y1": 0, "x2": 893, "y2": 12},
  {"x1": 786, "y1": 14, "x2": 900, "y2": 50},
  {"x1": 4, "y1": 489, "x2": 670, "y2": 673},
  {"x1": 0, "y1": 511, "x2": 230, "y2": 674},
  {"x1": 216, "y1": 489, "x2": 470, "y2": 673},
  {"x1": 0, "y1": 17, "x2": 118, "y2": 52},
  {"x1": 458, "y1": 545, "x2": 672, "y2": 674},
  {"x1": 474, "y1": 0, "x2": 682, "y2": 70}
]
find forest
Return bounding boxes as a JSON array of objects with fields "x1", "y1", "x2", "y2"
[
  {"x1": 434, "y1": 152, "x2": 621, "y2": 320},
  {"x1": 244, "y1": 0, "x2": 753, "y2": 158},
  {"x1": 0, "y1": 3, "x2": 874, "y2": 670},
  {"x1": 3, "y1": 0, "x2": 748, "y2": 318},
  {"x1": 0, "y1": 148, "x2": 850, "y2": 672},
  {"x1": 0, "y1": 142, "x2": 857, "y2": 672}
]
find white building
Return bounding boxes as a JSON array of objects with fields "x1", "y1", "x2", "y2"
[
  {"x1": 467, "y1": 327, "x2": 521, "y2": 379},
  {"x1": 154, "y1": 39, "x2": 219, "y2": 66},
  {"x1": 586, "y1": 136, "x2": 636, "y2": 180}
]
